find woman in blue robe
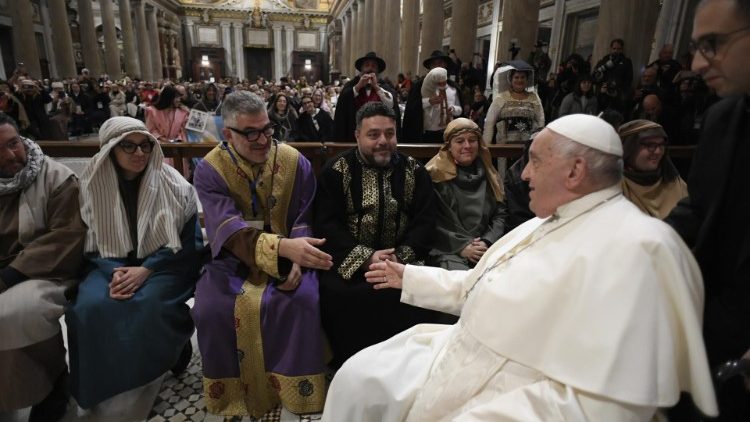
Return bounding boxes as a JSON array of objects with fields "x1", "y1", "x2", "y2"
[{"x1": 66, "y1": 116, "x2": 204, "y2": 409}]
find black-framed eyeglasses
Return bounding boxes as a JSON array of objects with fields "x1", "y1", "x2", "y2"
[
  {"x1": 639, "y1": 140, "x2": 667, "y2": 153},
  {"x1": 689, "y1": 25, "x2": 750, "y2": 59},
  {"x1": 118, "y1": 140, "x2": 155, "y2": 154},
  {"x1": 227, "y1": 124, "x2": 274, "y2": 142}
]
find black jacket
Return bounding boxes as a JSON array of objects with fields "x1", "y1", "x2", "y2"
[{"x1": 667, "y1": 95, "x2": 750, "y2": 368}]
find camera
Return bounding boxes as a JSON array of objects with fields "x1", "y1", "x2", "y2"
[{"x1": 593, "y1": 59, "x2": 615, "y2": 82}]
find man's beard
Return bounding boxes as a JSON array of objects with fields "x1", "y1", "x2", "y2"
[
  {"x1": 0, "y1": 159, "x2": 25, "y2": 178},
  {"x1": 358, "y1": 147, "x2": 393, "y2": 167}
]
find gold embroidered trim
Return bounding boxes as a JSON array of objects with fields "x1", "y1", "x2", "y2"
[
  {"x1": 382, "y1": 168, "x2": 398, "y2": 248},
  {"x1": 203, "y1": 377, "x2": 262, "y2": 416},
  {"x1": 404, "y1": 157, "x2": 418, "y2": 206},
  {"x1": 255, "y1": 233, "x2": 281, "y2": 279},
  {"x1": 202, "y1": 371, "x2": 326, "y2": 417},
  {"x1": 267, "y1": 144, "x2": 299, "y2": 237},
  {"x1": 235, "y1": 276, "x2": 275, "y2": 417},
  {"x1": 338, "y1": 244, "x2": 374, "y2": 280},
  {"x1": 272, "y1": 373, "x2": 326, "y2": 414},
  {"x1": 359, "y1": 167, "x2": 380, "y2": 247},
  {"x1": 204, "y1": 143, "x2": 300, "y2": 236},
  {"x1": 332, "y1": 157, "x2": 356, "y2": 237},
  {"x1": 395, "y1": 245, "x2": 416, "y2": 264}
]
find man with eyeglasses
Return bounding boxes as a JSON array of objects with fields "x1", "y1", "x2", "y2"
[
  {"x1": 0, "y1": 113, "x2": 86, "y2": 420},
  {"x1": 667, "y1": 0, "x2": 750, "y2": 419},
  {"x1": 191, "y1": 91, "x2": 333, "y2": 418},
  {"x1": 296, "y1": 96, "x2": 333, "y2": 141}
]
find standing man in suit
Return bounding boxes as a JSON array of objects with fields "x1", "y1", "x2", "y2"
[{"x1": 667, "y1": 0, "x2": 750, "y2": 419}]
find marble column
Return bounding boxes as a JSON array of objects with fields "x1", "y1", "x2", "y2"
[
  {"x1": 134, "y1": 1, "x2": 153, "y2": 80},
  {"x1": 356, "y1": 0, "x2": 366, "y2": 58},
  {"x1": 99, "y1": 0, "x2": 121, "y2": 77},
  {"x1": 373, "y1": 0, "x2": 385, "y2": 54},
  {"x1": 364, "y1": 0, "x2": 376, "y2": 53},
  {"x1": 484, "y1": 0, "x2": 502, "y2": 92},
  {"x1": 77, "y1": 0, "x2": 103, "y2": 76},
  {"x1": 48, "y1": 0, "x2": 76, "y2": 78},
  {"x1": 147, "y1": 6, "x2": 163, "y2": 80},
  {"x1": 273, "y1": 24, "x2": 284, "y2": 81},
  {"x1": 650, "y1": 0, "x2": 687, "y2": 62},
  {"x1": 421, "y1": 0, "x2": 444, "y2": 69},
  {"x1": 39, "y1": 1, "x2": 58, "y2": 78},
  {"x1": 349, "y1": 2, "x2": 359, "y2": 74},
  {"x1": 401, "y1": 0, "x2": 420, "y2": 77},
  {"x1": 383, "y1": 0, "x2": 401, "y2": 80},
  {"x1": 11, "y1": 1, "x2": 41, "y2": 79},
  {"x1": 547, "y1": 0, "x2": 566, "y2": 72},
  {"x1": 118, "y1": 0, "x2": 139, "y2": 78},
  {"x1": 342, "y1": 11, "x2": 351, "y2": 77},
  {"x1": 319, "y1": 25, "x2": 328, "y2": 80},
  {"x1": 450, "y1": 0, "x2": 479, "y2": 66},
  {"x1": 496, "y1": 0, "x2": 540, "y2": 63},
  {"x1": 233, "y1": 22, "x2": 246, "y2": 81},
  {"x1": 285, "y1": 25, "x2": 295, "y2": 77},
  {"x1": 220, "y1": 22, "x2": 233, "y2": 77},
  {"x1": 184, "y1": 19, "x2": 195, "y2": 48},
  {"x1": 593, "y1": 0, "x2": 661, "y2": 78}
]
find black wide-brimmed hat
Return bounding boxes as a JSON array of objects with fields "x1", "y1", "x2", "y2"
[
  {"x1": 355, "y1": 52, "x2": 386, "y2": 73},
  {"x1": 423, "y1": 50, "x2": 454, "y2": 69}
]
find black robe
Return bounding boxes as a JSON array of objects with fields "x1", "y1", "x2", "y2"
[
  {"x1": 332, "y1": 76, "x2": 401, "y2": 142},
  {"x1": 314, "y1": 148, "x2": 438, "y2": 367},
  {"x1": 296, "y1": 109, "x2": 333, "y2": 142},
  {"x1": 666, "y1": 95, "x2": 750, "y2": 420}
]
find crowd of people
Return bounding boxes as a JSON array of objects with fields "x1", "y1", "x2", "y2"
[{"x1": 2, "y1": 0, "x2": 750, "y2": 420}]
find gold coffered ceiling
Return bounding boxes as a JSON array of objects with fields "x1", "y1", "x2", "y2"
[{"x1": 175, "y1": 0, "x2": 331, "y2": 12}]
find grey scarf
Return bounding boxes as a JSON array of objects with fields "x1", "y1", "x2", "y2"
[{"x1": 0, "y1": 137, "x2": 44, "y2": 195}]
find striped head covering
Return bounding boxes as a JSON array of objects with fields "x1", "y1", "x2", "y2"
[
  {"x1": 79, "y1": 116, "x2": 197, "y2": 259},
  {"x1": 425, "y1": 117, "x2": 505, "y2": 201},
  {"x1": 618, "y1": 119, "x2": 679, "y2": 183}
]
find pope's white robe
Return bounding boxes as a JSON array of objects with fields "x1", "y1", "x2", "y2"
[{"x1": 323, "y1": 185, "x2": 718, "y2": 421}]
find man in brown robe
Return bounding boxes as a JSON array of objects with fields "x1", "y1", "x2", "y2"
[{"x1": 0, "y1": 113, "x2": 86, "y2": 421}]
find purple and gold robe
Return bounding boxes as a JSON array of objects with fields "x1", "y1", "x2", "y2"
[{"x1": 192, "y1": 142, "x2": 325, "y2": 417}]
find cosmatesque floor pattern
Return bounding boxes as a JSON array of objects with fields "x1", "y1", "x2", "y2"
[{"x1": 146, "y1": 348, "x2": 323, "y2": 422}]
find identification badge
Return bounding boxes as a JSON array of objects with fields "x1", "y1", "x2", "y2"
[
  {"x1": 246, "y1": 220, "x2": 264, "y2": 230},
  {"x1": 97, "y1": 102, "x2": 103, "y2": 109}
]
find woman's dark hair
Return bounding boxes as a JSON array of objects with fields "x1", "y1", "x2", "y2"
[
  {"x1": 574, "y1": 74, "x2": 595, "y2": 97},
  {"x1": 153, "y1": 85, "x2": 178, "y2": 110},
  {"x1": 271, "y1": 93, "x2": 289, "y2": 113}
]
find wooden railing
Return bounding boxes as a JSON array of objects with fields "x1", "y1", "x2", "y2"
[{"x1": 37, "y1": 141, "x2": 697, "y2": 176}]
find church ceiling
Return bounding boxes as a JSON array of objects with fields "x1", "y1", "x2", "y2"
[{"x1": 175, "y1": 0, "x2": 331, "y2": 13}]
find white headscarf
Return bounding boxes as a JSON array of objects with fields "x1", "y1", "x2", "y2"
[
  {"x1": 79, "y1": 116, "x2": 197, "y2": 259},
  {"x1": 421, "y1": 67, "x2": 448, "y2": 98}
]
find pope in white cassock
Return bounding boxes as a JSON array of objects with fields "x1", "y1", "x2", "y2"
[{"x1": 321, "y1": 114, "x2": 719, "y2": 421}]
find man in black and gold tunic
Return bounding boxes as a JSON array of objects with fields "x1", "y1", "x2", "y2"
[{"x1": 315, "y1": 102, "x2": 438, "y2": 368}]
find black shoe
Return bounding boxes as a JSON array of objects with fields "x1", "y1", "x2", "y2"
[
  {"x1": 29, "y1": 370, "x2": 69, "y2": 422},
  {"x1": 171, "y1": 342, "x2": 193, "y2": 375}
]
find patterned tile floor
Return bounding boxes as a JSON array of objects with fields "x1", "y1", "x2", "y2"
[{"x1": 146, "y1": 347, "x2": 323, "y2": 422}]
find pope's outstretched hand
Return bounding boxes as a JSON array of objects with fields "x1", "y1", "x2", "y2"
[{"x1": 365, "y1": 259, "x2": 405, "y2": 290}]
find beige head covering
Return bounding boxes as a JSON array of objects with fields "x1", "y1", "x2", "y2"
[
  {"x1": 546, "y1": 114, "x2": 623, "y2": 157},
  {"x1": 421, "y1": 67, "x2": 448, "y2": 98},
  {"x1": 425, "y1": 118, "x2": 505, "y2": 201},
  {"x1": 79, "y1": 116, "x2": 197, "y2": 259}
]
